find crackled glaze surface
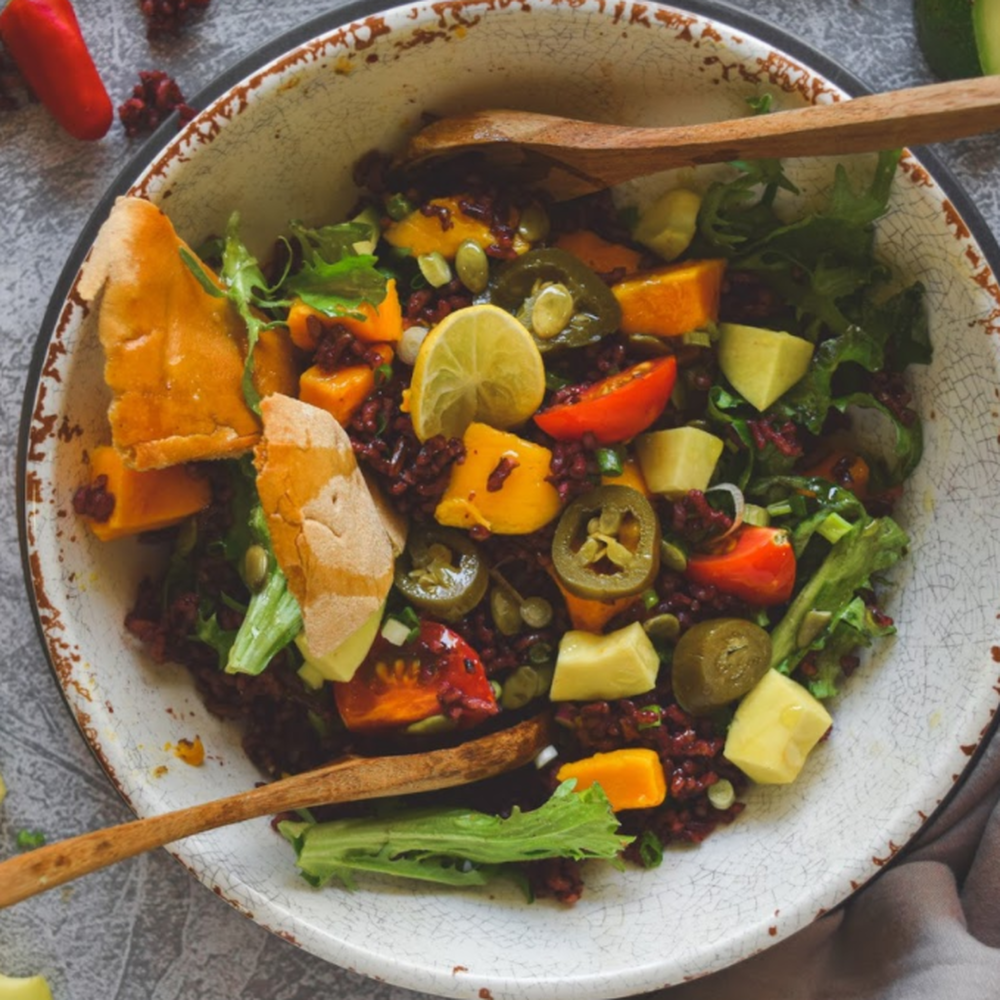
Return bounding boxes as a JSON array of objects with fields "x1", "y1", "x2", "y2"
[{"x1": 8, "y1": 1, "x2": 1000, "y2": 999}]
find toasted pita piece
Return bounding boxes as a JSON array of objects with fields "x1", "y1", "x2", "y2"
[
  {"x1": 78, "y1": 196, "x2": 298, "y2": 470},
  {"x1": 254, "y1": 394, "x2": 394, "y2": 659},
  {"x1": 362, "y1": 470, "x2": 409, "y2": 557}
]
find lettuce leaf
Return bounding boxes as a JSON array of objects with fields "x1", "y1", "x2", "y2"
[
  {"x1": 280, "y1": 781, "x2": 631, "y2": 891},
  {"x1": 768, "y1": 515, "x2": 908, "y2": 678}
]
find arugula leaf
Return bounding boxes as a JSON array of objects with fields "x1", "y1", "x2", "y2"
[
  {"x1": 194, "y1": 608, "x2": 237, "y2": 669},
  {"x1": 805, "y1": 595, "x2": 897, "y2": 699},
  {"x1": 284, "y1": 253, "x2": 387, "y2": 317},
  {"x1": 219, "y1": 214, "x2": 289, "y2": 415},
  {"x1": 280, "y1": 781, "x2": 630, "y2": 891},
  {"x1": 769, "y1": 515, "x2": 908, "y2": 676}
]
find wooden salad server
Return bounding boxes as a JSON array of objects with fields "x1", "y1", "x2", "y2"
[
  {"x1": 402, "y1": 74, "x2": 1000, "y2": 198},
  {"x1": 0, "y1": 714, "x2": 552, "y2": 909}
]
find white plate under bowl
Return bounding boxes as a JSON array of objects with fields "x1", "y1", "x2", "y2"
[{"x1": 18, "y1": 1, "x2": 1000, "y2": 998}]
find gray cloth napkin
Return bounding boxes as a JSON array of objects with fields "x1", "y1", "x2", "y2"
[{"x1": 656, "y1": 734, "x2": 1000, "y2": 999}]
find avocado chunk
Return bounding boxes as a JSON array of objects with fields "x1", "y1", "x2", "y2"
[
  {"x1": 550, "y1": 622, "x2": 660, "y2": 701},
  {"x1": 633, "y1": 188, "x2": 702, "y2": 262},
  {"x1": 635, "y1": 425, "x2": 723, "y2": 498},
  {"x1": 296, "y1": 602, "x2": 384, "y2": 683},
  {"x1": 723, "y1": 669, "x2": 832, "y2": 784},
  {"x1": 717, "y1": 323, "x2": 814, "y2": 412}
]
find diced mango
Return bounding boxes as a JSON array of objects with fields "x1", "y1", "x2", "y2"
[
  {"x1": 551, "y1": 572, "x2": 639, "y2": 633},
  {"x1": 554, "y1": 230, "x2": 642, "y2": 276},
  {"x1": 83, "y1": 446, "x2": 211, "y2": 542},
  {"x1": 550, "y1": 623, "x2": 660, "y2": 701},
  {"x1": 558, "y1": 748, "x2": 667, "y2": 812},
  {"x1": 287, "y1": 278, "x2": 403, "y2": 350},
  {"x1": 434, "y1": 422, "x2": 561, "y2": 535},
  {"x1": 611, "y1": 259, "x2": 726, "y2": 337},
  {"x1": 298, "y1": 345, "x2": 394, "y2": 426},
  {"x1": 601, "y1": 457, "x2": 650, "y2": 496},
  {"x1": 384, "y1": 196, "x2": 529, "y2": 260},
  {"x1": 723, "y1": 669, "x2": 833, "y2": 784}
]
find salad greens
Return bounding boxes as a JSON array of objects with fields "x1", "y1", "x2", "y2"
[{"x1": 279, "y1": 781, "x2": 629, "y2": 891}]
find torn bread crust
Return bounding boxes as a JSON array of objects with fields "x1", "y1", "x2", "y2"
[
  {"x1": 255, "y1": 394, "x2": 394, "y2": 658},
  {"x1": 78, "y1": 196, "x2": 296, "y2": 470}
]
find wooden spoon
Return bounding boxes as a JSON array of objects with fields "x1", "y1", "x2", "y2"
[
  {"x1": 402, "y1": 75, "x2": 1000, "y2": 198},
  {"x1": 0, "y1": 714, "x2": 552, "y2": 909}
]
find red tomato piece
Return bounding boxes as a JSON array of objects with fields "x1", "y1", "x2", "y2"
[
  {"x1": 333, "y1": 621, "x2": 499, "y2": 733},
  {"x1": 534, "y1": 356, "x2": 677, "y2": 445},
  {"x1": 684, "y1": 526, "x2": 796, "y2": 606}
]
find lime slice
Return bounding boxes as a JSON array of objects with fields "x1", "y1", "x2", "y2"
[
  {"x1": 974, "y1": 0, "x2": 1000, "y2": 73},
  {"x1": 409, "y1": 303, "x2": 545, "y2": 441},
  {"x1": 915, "y1": 0, "x2": 982, "y2": 79}
]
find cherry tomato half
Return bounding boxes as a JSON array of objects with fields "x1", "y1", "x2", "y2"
[
  {"x1": 333, "y1": 621, "x2": 498, "y2": 733},
  {"x1": 534, "y1": 356, "x2": 677, "y2": 445},
  {"x1": 684, "y1": 526, "x2": 796, "y2": 606}
]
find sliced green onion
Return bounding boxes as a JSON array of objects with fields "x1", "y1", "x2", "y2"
[
  {"x1": 742, "y1": 503, "x2": 771, "y2": 527},
  {"x1": 386, "y1": 192, "x2": 415, "y2": 221},
  {"x1": 380, "y1": 617, "x2": 412, "y2": 646},
  {"x1": 641, "y1": 588, "x2": 660, "y2": 610},
  {"x1": 637, "y1": 829, "x2": 664, "y2": 869},
  {"x1": 418, "y1": 251, "x2": 452, "y2": 288},
  {"x1": 817, "y1": 511, "x2": 854, "y2": 545},
  {"x1": 595, "y1": 447, "x2": 624, "y2": 477},
  {"x1": 681, "y1": 328, "x2": 712, "y2": 348},
  {"x1": 707, "y1": 779, "x2": 736, "y2": 811},
  {"x1": 374, "y1": 362, "x2": 393, "y2": 385}
]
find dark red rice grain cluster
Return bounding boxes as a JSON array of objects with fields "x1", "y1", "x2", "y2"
[
  {"x1": 71, "y1": 474, "x2": 115, "y2": 523},
  {"x1": 311, "y1": 321, "x2": 386, "y2": 372},
  {"x1": 404, "y1": 278, "x2": 474, "y2": 329},
  {"x1": 546, "y1": 435, "x2": 601, "y2": 503},
  {"x1": 748, "y1": 414, "x2": 804, "y2": 458},
  {"x1": 118, "y1": 70, "x2": 195, "y2": 136},
  {"x1": 348, "y1": 381, "x2": 466, "y2": 520},
  {"x1": 870, "y1": 370, "x2": 918, "y2": 427},
  {"x1": 139, "y1": 0, "x2": 211, "y2": 38},
  {"x1": 661, "y1": 489, "x2": 733, "y2": 547}
]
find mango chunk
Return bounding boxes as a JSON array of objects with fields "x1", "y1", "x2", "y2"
[
  {"x1": 717, "y1": 323, "x2": 814, "y2": 411},
  {"x1": 384, "y1": 197, "x2": 529, "y2": 260},
  {"x1": 287, "y1": 278, "x2": 403, "y2": 350},
  {"x1": 554, "y1": 230, "x2": 642, "y2": 276},
  {"x1": 434, "y1": 422, "x2": 561, "y2": 535},
  {"x1": 558, "y1": 747, "x2": 667, "y2": 812},
  {"x1": 723, "y1": 669, "x2": 833, "y2": 784},
  {"x1": 635, "y1": 426, "x2": 723, "y2": 498},
  {"x1": 298, "y1": 345, "x2": 394, "y2": 426},
  {"x1": 550, "y1": 622, "x2": 660, "y2": 701},
  {"x1": 83, "y1": 446, "x2": 211, "y2": 542},
  {"x1": 611, "y1": 259, "x2": 726, "y2": 338}
]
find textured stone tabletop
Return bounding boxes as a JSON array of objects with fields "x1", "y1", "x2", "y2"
[{"x1": 1, "y1": 1, "x2": 998, "y2": 999}]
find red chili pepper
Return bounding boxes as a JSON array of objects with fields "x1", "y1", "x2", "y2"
[
  {"x1": 534, "y1": 356, "x2": 677, "y2": 445},
  {"x1": 684, "y1": 525, "x2": 796, "y2": 606},
  {"x1": 0, "y1": 0, "x2": 112, "y2": 140},
  {"x1": 333, "y1": 621, "x2": 499, "y2": 733}
]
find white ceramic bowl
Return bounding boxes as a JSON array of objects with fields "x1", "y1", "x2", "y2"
[{"x1": 19, "y1": 2, "x2": 1000, "y2": 998}]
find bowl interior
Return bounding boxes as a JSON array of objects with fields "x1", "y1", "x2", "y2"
[{"x1": 21, "y1": 2, "x2": 1000, "y2": 998}]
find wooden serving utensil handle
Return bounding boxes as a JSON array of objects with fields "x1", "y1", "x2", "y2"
[
  {"x1": 0, "y1": 715, "x2": 551, "y2": 909},
  {"x1": 405, "y1": 75, "x2": 1000, "y2": 194}
]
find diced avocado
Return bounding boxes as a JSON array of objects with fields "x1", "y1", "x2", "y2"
[
  {"x1": 0, "y1": 974, "x2": 54, "y2": 1000},
  {"x1": 633, "y1": 188, "x2": 702, "y2": 262},
  {"x1": 717, "y1": 323, "x2": 814, "y2": 412},
  {"x1": 635, "y1": 426, "x2": 723, "y2": 498},
  {"x1": 723, "y1": 669, "x2": 832, "y2": 784},
  {"x1": 295, "y1": 602, "x2": 384, "y2": 683},
  {"x1": 550, "y1": 622, "x2": 660, "y2": 701}
]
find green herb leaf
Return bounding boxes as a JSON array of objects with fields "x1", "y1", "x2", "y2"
[{"x1": 280, "y1": 781, "x2": 630, "y2": 891}]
